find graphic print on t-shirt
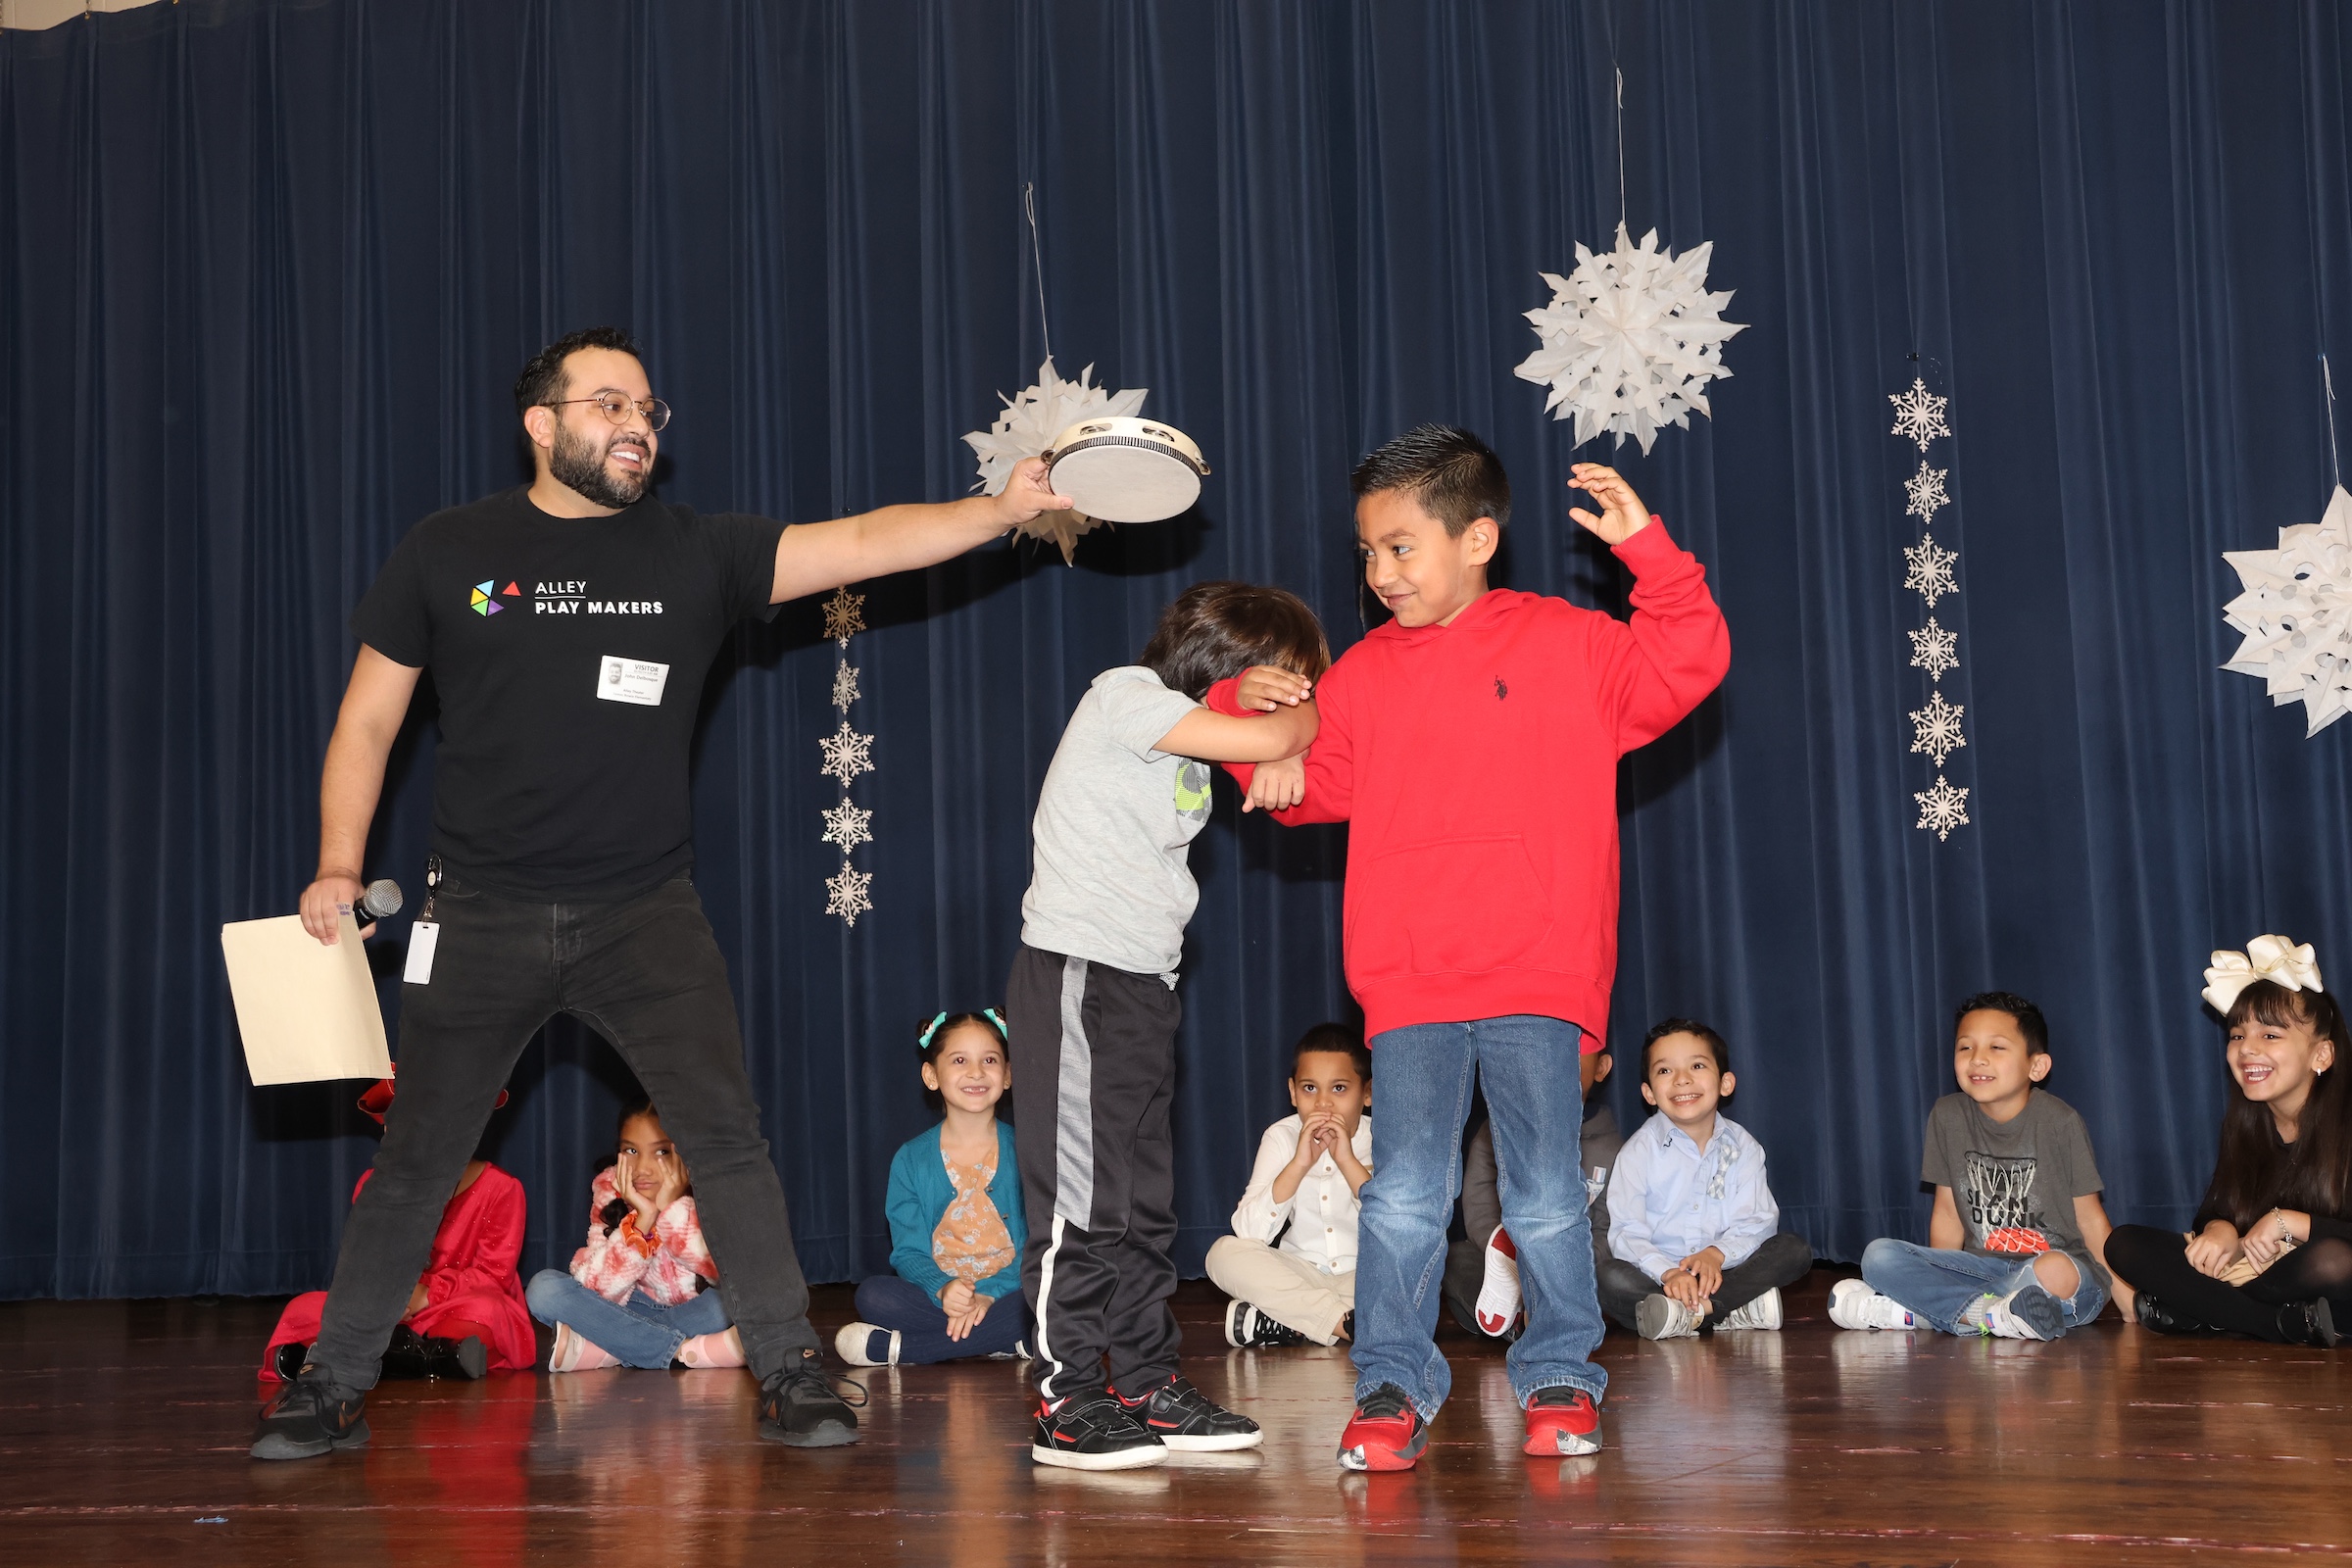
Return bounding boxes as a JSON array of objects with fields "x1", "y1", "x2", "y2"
[
  {"x1": 1174, "y1": 759, "x2": 1211, "y2": 822},
  {"x1": 1963, "y1": 1151, "x2": 2051, "y2": 1252}
]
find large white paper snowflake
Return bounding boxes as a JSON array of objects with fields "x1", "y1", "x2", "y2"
[
  {"x1": 819, "y1": 721, "x2": 875, "y2": 785},
  {"x1": 1914, "y1": 774, "x2": 1971, "y2": 841},
  {"x1": 824, "y1": 864, "x2": 873, "y2": 926},
  {"x1": 1905, "y1": 461, "x2": 1950, "y2": 521},
  {"x1": 1903, "y1": 533, "x2": 1959, "y2": 609},
  {"x1": 831, "y1": 662, "x2": 862, "y2": 712},
  {"x1": 1889, "y1": 379, "x2": 1950, "y2": 451},
  {"x1": 820, "y1": 801, "x2": 873, "y2": 851},
  {"x1": 962, "y1": 357, "x2": 1149, "y2": 564},
  {"x1": 1909, "y1": 689, "x2": 1968, "y2": 768},
  {"x1": 2222, "y1": 485, "x2": 2352, "y2": 736},
  {"x1": 1908, "y1": 616, "x2": 1959, "y2": 682},
  {"x1": 822, "y1": 588, "x2": 865, "y2": 646},
  {"x1": 1513, "y1": 223, "x2": 1746, "y2": 455}
]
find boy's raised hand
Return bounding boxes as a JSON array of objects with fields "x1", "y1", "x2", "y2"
[
  {"x1": 1567, "y1": 463, "x2": 1652, "y2": 546},
  {"x1": 1234, "y1": 664, "x2": 1312, "y2": 710},
  {"x1": 1243, "y1": 755, "x2": 1307, "y2": 813}
]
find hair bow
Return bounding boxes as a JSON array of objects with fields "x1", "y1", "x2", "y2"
[
  {"x1": 2202, "y1": 934, "x2": 2326, "y2": 1013},
  {"x1": 918, "y1": 1008, "x2": 1007, "y2": 1052}
]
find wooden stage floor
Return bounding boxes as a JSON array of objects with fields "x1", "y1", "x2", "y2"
[{"x1": 2, "y1": 1268, "x2": 2345, "y2": 1565}]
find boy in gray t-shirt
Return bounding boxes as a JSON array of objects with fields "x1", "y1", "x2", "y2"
[
  {"x1": 1008, "y1": 581, "x2": 1329, "y2": 1473},
  {"x1": 1832, "y1": 991, "x2": 2122, "y2": 1340}
]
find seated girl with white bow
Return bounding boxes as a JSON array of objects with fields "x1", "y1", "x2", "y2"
[{"x1": 2107, "y1": 937, "x2": 2352, "y2": 1347}]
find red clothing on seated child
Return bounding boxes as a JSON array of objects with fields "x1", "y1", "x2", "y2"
[{"x1": 260, "y1": 1162, "x2": 535, "y2": 1380}]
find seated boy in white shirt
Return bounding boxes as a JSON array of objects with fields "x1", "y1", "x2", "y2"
[
  {"x1": 1602, "y1": 1018, "x2": 1812, "y2": 1339},
  {"x1": 1209, "y1": 1025, "x2": 1373, "y2": 1348}
]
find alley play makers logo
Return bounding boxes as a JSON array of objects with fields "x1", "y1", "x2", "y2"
[{"x1": 469, "y1": 580, "x2": 523, "y2": 616}]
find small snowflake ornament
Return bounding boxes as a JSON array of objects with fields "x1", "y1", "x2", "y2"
[
  {"x1": 1904, "y1": 461, "x2": 1950, "y2": 521},
  {"x1": 1889, "y1": 378, "x2": 1951, "y2": 452},
  {"x1": 820, "y1": 801, "x2": 874, "y2": 851},
  {"x1": 1903, "y1": 533, "x2": 1960, "y2": 610},
  {"x1": 1909, "y1": 689, "x2": 1968, "y2": 768},
  {"x1": 824, "y1": 864, "x2": 874, "y2": 926},
  {"x1": 1908, "y1": 616, "x2": 1960, "y2": 682},
  {"x1": 962, "y1": 357, "x2": 1149, "y2": 564},
  {"x1": 831, "y1": 662, "x2": 862, "y2": 712},
  {"x1": 819, "y1": 721, "x2": 875, "y2": 785},
  {"x1": 1513, "y1": 223, "x2": 1746, "y2": 455},
  {"x1": 2222, "y1": 485, "x2": 2352, "y2": 736},
  {"x1": 1915, "y1": 773, "x2": 1972, "y2": 841},
  {"x1": 822, "y1": 589, "x2": 865, "y2": 646}
]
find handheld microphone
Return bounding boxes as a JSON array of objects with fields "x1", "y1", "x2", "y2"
[{"x1": 350, "y1": 879, "x2": 404, "y2": 928}]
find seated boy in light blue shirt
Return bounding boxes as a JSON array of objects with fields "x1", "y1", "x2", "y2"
[{"x1": 1600, "y1": 1018, "x2": 1813, "y2": 1339}]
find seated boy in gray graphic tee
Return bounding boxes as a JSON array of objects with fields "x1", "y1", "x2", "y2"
[{"x1": 1833, "y1": 991, "x2": 2123, "y2": 1340}]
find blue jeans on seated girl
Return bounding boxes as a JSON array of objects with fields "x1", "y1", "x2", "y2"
[
  {"x1": 855, "y1": 1275, "x2": 1030, "y2": 1364},
  {"x1": 1352, "y1": 1015, "x2": 1606, "y2": 1416},
  {"x1": 526, "y1": 1269, "x2": 732, "y2": 1368},
  {"x1": 1861, "y1": 1238, "x2": 2108, "y2": 1336}
]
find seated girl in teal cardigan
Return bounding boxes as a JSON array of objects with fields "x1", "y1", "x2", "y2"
[{"x1": 836, "y1": 1010, "x2": 1031, "y2": 1366}]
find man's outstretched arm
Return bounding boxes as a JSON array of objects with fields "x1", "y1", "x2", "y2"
[
  {"x1": 300, "y1": 645, "x2": 423, "y2": 944},
  {"x1": 770, "y1": 456, "x2": 1072, "y2": 603}
]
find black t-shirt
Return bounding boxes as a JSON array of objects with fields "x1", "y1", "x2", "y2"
[{"x1": 351, "y1": 488, "x2": 784, "y2": 901}]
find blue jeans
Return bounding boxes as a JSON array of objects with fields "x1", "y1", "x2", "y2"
[
  {"x1": 526, "y1": 1268, "x2": 733, "y2": 1368},
  {"x1": 855, "y1": 1275, "x2": 1031, "y2": 1364},
  {"x1": 1354, "y1": 1016, "x2": 1606, "y2": 1415},
  {"x1": 1860, "y1": 1239, "x2": 2108, "y2": 1337}
]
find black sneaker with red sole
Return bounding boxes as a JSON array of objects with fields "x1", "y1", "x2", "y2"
[
  {"x1": 1032, "y1": 1390, "x2": 1167, "y2": 1470},
  {"x1": 1120, "y1": 1375, "x2": 1261, "y2": 1450}
]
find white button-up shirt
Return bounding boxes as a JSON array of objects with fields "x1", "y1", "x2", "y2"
[
  {"x1": 1605, "y1": 1111, "x2": 1780, "y2": 1283},
  {"x1": 1230, "y1": 1113, "x2": 1375, "y2": 1276}
]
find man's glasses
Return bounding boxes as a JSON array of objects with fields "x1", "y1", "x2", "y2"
[{"x1": 546, "y1": 392, "x2": 671, "y2": 431}]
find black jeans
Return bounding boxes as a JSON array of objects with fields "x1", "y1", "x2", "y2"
[
  {"x1": 1594, "y1": 1232, "x2": 1814, "y2": 1333},
  {"x1": 308, "y1": 871, "x2": 816, "y2": 1389},
  {"x1": 2107, "y1": 1223, "x2": 2352, "y2": 1341}
]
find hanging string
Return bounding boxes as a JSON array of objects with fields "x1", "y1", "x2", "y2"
[
  {"x1": 1023, "y1": 182, "x2": 1054, "y2": 367},
  {"x1": 2325, "y1": 353, "x2": 2342, "y2": 491},
  {"x1": 1614, "y1": 67, "x2": 1628, "y2": 232}
]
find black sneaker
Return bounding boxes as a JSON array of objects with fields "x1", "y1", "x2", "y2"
[
  {"x1": 2132, "y1": 1292, "x2": 2224, "y2": 1338},
  {"x1": 2278, "y1": 1297, "x2": 2341, "y2": 1348},
  {"x1": 381, "y1": 1324, "x2": 488, "y2": 1381},
  {"x1": 250, "y1": 1374, "x2": 369, "y2": 1461},
  {"x1": 271, "y1": 1342, "x2": 309, "y2": 1383},
  {"x1": 1121, "y1": 1374, "x2": 1261, "y2": 1451},
  {"x1": 1031, "y1": 1390, "x2": 1167, "y2": 1470},
  {"x1": 1223, "y1": 1298, "x2": 1308, "y2": 1349},
  {"x1": 757, "y1": 1348, "x2": 865, "y2": 1447}
]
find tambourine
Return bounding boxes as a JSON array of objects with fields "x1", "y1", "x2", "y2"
[{"x1": 1043, "y1": 416, "x2": 1210, "y2": 524}]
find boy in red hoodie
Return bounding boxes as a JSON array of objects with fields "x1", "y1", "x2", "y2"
[{"x1": 1209, "y1": 426, "x2": 1728, "y2": 1469}]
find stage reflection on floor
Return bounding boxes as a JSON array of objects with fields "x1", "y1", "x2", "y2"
[{"x1": 0, "y1": 1272, "x2": 2343, "y2": 1566}]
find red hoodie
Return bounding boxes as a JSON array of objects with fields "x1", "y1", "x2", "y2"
[{"x1": 1212, "y1": 520, "x2": 1728, "y2": 1045}]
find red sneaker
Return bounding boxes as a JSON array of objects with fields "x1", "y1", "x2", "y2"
[
  {"x1": 1337, "y1": 1384, "x2": 1428, "y2": 1472},
  {"x1": 1522, "y1": 1386, "x2": 1601, "y2": 1456}
]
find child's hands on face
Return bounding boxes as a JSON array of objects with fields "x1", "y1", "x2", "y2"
[
  {"x1": 1243, "y1": 754, "x2": 1307, "y2": 813},
  {"x1": 1567, "y1": 464, "x2": 1651, "y2": 546},
  {"x1": 1235, "y1": 665, "x2": 1312, "y2": 710},
  {"x1": 614, "y1": 1151, "x2": 660, "y2": 1227}
]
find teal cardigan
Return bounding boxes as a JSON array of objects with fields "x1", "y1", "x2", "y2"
[{"x1": 885, "y1": 1122, "x2": 1026, "y2": 1301}]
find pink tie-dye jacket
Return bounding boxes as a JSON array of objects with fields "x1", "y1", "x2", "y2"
[{"x1": 568, "y1": 1166, "x2": 719, "y2": 1305}]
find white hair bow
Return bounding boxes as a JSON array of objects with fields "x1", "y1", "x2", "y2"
[{"x1": 2202, "y1": 934, "x2": 2325, "y2": 1013}]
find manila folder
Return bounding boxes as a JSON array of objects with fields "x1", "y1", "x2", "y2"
[{"x1": 220, "y1": 913, "x2": 393, "y2": 1086}]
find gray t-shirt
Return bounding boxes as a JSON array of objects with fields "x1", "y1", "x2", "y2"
[
  {"x1": 1019, "y1": 666, "x2": 1211, "y2": 982},
  {"x1": 1921, "y1": 1090, "x2": 2109, "y2": 1291}
]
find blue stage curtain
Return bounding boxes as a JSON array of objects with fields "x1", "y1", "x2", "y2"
[{"x1": 2, "y1": 0, "x2": 2347, "y2": 1298}]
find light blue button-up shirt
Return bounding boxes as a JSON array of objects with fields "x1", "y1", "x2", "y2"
[{"x1": 1605, "y1": 1111, "x2": 1780, "y2": 1283}]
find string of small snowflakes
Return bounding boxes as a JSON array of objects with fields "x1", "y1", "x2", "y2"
[
  {"x1": 819, "y1": 588, "x2": 875, "y2": 924},
  {"x1": 1891, "y1": 377, "x2": 1970, "y2": 842}
]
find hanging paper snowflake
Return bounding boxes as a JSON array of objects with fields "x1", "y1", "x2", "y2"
[
  {"x1": 1914, "y1": 774, "x2": 1972, "y2": 841},
  {"x1": 1889, "y1": 379, "x2": 1950, "y2": 452},
  {"x1": 962, "y1": 357, "x2": 1149, "y2": 564},
  {"x1": 824, "y1": 864, "x2": 874, "y2": 926},
  {"x1": 819, "y1": 721, "x2": 875, "y2": 785},
  {"x1": 1902, "y1": 533, "x2": 1959, "y2": 610},
  {"x1": 1513, "y1": 223, "x2": 1746, "y2": 455},
  {"x1": 820, "y1": 801, "x2": 874, "y2": 852},
  {"x1": 1909, "y1": 690, "x2": 1968, "y2": 768},
  {"x1": 1908, "y1": 617, "x2": 1959, "y2": 682},
  {"x1": 1904, "y1": 461, "x2": 1950, "y2": 521},
  {"x1": 2221, "y1": 485, "x2": 2352, "y2": 736},
  {"x1": 822, "y1": 588, "x2": 865, "y2": 646},
  {"x1": 831, "y1": 662, "x2": 862, "y2": 712}
]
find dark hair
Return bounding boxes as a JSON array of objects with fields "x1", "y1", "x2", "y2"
[
  {"x1": 1642, "y1": 1017, "x2": 1728, "y2": 1074},
  {"x1": 514, "y1": 326, "x2": 644, "y2": 417},
  {"x1": 1292, "y1": 1022, "x2": 1371, "y2": 1083},
  {"x1": 919, "y1": 1010, "x2": 1007, "y2": 1069},
  {"x1": 600, "y1": 1099, "x2": 692, "y2": 1236},
  {"x1": 1954, "y1": 991, "x2": 2049, "y2": 1056},
  {"x1": 1349, "y1": 424, "x2": 1512, "y2": 538},
  {"x1": 1139, "y1": 580, "x2": 1331, "y2": 700},
  {"x1": 2200, "y1": 980, "x2": 2352, "y2": 1230}
]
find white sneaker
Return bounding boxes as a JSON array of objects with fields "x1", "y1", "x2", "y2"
[
  {"x1": 1981, "y1": 1290, "x2": 2060, "y2": 1341},
  {"x1": 833, "y1": 1321, "x2": 901, "y2": 1367},
  {"x1": 1635, "y1": 1294, "x2": 1702, "y2": 1340},
  {"x1": 1829, "y1": 1278, "x2": 1917, "y2": 1331},
  {"x1": 1474, "y1": 1226, "x2": 1523, "y2": 1336},
  {"x1": 1718, "y1": 1288, "x2": 1784, "y2": 1332}
]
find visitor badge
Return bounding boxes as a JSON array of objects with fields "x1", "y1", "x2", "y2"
[
  {"x1": 404, "y1": 920, "x2": 440, "y2": 985},
  {"x1": 596, "y1": 656, "x2": 670, "y2": 707}
]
